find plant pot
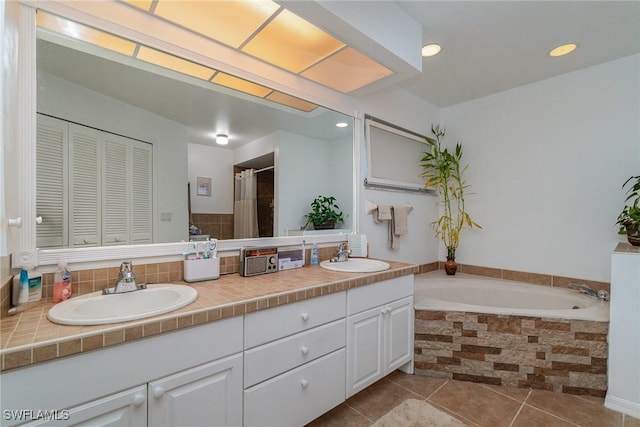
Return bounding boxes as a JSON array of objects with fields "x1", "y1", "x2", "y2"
[
  {"x1": 625, "y1": 224, "x2": 640, "y2": 246},
  {"x1": 313, "y1": 220, "x2": 336, "y2": 230},
  {"x1": 444, "y1": 259, "x2": 458, "y2": 275}
]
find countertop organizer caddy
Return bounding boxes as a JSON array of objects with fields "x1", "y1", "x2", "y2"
[{"x1": 183, "y1": 239, "x2": 220, "y2": 282}]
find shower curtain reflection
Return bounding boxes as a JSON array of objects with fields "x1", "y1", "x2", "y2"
[{"x1": 234, "y1": 169, "x2": 259, "y2": 239}]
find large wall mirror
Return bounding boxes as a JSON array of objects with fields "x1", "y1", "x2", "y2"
[{"x1": 33, "y1": 12, "x2": 354, "y2": 258}]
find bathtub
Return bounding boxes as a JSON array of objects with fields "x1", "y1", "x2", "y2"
[
  {"x1": 413, "y1": 272, "x2": 610, "y2": 396},
  {"x1": 414, "y1": 274, "x2": 609, "y2": 321}
]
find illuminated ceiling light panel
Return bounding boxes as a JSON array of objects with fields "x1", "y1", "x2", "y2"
[
  {"x1": 422, "y1": 44, "x2": 442, "y2": 57},
  {"x1": 212, "y1": 72, "x2": 273, "y2": 98},
  {"x1": 136, "y1": 46, "x2": 216, "y2": 81},
  {"x1": 153, "y1": 0, "x2": 280, "y2": 49},
  {"x1": 36, "y1": 11, "x2": 137, "y2": 56},
  {"x1": 266, "y1": 91, "x2": 318, "y2": 112},
  {"x1": 301, "y1": 47, "x2": 393, "y2": 93},
  {"x1": 120, "y1": 0, "x2": 155, "y2": 12},
  {"x1": 549, "y1": 43, "x2": 578, "y2": 57},
  {"x1": 242, "y1": 9, "x2": 345, "y2": 73}
]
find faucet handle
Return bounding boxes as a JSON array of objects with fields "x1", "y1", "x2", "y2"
[{"x1": 120, "y1": 261, "x2": 133, "y2": 272}]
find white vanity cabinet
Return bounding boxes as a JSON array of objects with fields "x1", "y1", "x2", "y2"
[
  {"x1": 243, "y1": 292, "x2": 347, "y2": 427},
  {"x1": 346, "y1": 275, "x2": 414, "y2": 398},
  {"x1": 0, "y1": 317, "x2": 243, "y2": 427}
]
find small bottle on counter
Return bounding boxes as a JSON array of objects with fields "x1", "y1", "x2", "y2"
[
  {"x1": 310, "y1": 244, "x2": 319, "y2": 265},
  {"x1": 53, "y1": 260, "x2": 72, "y2": 303}
]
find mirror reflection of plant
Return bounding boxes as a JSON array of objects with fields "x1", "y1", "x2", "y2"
[
  {"x1": 616, "y1": 175, "x2": 640, "y2": 241},
  {"x1": 420, "y1": 125, "x2": 481, "y2": 260},
  {"x1": 305, "y1": 196, "x2": 344, "y2": 228}
]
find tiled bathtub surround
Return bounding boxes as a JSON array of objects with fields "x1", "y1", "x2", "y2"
[{"x1": 415, "y1": 310, "x2": 609, "y2": 397}]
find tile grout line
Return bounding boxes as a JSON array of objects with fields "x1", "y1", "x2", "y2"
[{"x1": 508, "y1": 389, "x2": 532, "y2": 427}]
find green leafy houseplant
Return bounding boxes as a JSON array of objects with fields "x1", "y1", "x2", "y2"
[
  {"x1": 305, "y1": 196, "x2": 345, "y2": 229},
  {"x1": 420, "y1": 125, "x2": 481, "y2": 272},
  {"x1": 616, "y1": 175, "x2": 640, "y2": 246}
]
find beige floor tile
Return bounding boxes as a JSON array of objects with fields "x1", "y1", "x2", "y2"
[
  {"x1": 512, "y1": 405, "x2": 578, "y2": 427},
  {"x1": 306, "y1": 403, "x2": 371, "y2": 427},
  {"x1": 428, "y1": 380, "x2": 522, "y2": 427},
  {"x1": 527, "y1": 389, "x2": 623, "y2": 427},
  {"x1": 386, "y1": 371, "x2": 448, "y2": 399},
  {"x1": 345, "y1": 378, "x2": 421, "y2": 422},
  {"x1": 477, "y1": 382, "x2": 531, "y2": 402},
  {"x1": 624, "y1": 414, "x2": 640, "y2": 427}
]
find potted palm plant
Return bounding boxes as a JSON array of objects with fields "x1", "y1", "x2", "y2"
[
  {"x1": 616, "y1": 175, "x2": 640, "y2": 246},
  {"x1": 420, "y1": 125, "x2": 481, "y2": 274},
  {"x1": 305, "y1": 196, "x2": 345, "y2": 230}
]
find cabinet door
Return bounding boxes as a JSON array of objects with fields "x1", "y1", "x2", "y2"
[
  {"x1": 130, "y1": 140, "x2": 152, "y2": 244},
  {"x1": 346, "y1": 306, "x2": 385, "y2": 398},
  {"x1": 36, "y1": 114, "x2": 68, "y2": 248},
  {"x1": 148, "y1": 353, "x2": 243, "y2": 427},
  {"x1": 102, "y1": 133, "x2": 130, "y2": 246},
  {"x1": 385, "y1": 296, "x2": 414, "y2": 373},
  {"x1": 69, "y1": 123, "x2": 101, "y2": 247},
  {"x1": 24, "y1": 385, "x2": 147, "y2": 427}
]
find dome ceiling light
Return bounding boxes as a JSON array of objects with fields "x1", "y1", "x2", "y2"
[{"x1": 549, "y1": 43, "x2": 578, "y2": 57}]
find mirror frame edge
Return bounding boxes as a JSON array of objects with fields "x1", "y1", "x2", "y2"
[{"x1": 14, "y1": 1, "x2": 362, "y2": 269}]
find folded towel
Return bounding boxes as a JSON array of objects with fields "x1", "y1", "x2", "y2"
[
  {"x1": 375, "y1": 205, "x2": 392, "y2": 223},
  {"x1": 392, "y1": 205, "x2": 409, "y2": 236}
]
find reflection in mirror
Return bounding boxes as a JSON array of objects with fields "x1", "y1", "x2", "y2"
[{"x1": 35, "y1": 18, "x2": 354, "y2": 249}]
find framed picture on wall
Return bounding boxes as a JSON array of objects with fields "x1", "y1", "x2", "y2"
[{"x1": 197, "y1": 177, "x2": 211, "y2": 196}]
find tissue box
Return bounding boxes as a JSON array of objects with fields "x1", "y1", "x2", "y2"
[
  {"x1": 278, "y1": 247, "x2": 305, "y2": 271},
  {"x1": 184, "y1": 257, "x2": 220, "y2": 282}
]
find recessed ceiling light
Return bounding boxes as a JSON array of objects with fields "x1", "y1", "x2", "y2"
[
  {"x1": 215, "y1": 134, "x2": 229, "y2": 145},
  {"x1": 549, "y1": 43, "x2": 578, "y2": 57},
  {"x1": 422, "y1": 44, "x2": 442, "y2": 57},
  {"x1": 336, "y1": 122, "x2": 348, "y2": 128}
]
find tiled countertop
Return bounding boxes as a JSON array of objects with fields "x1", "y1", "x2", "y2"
[{"x1": 0, "y1": 261, "x2": 417, "y2": 372}]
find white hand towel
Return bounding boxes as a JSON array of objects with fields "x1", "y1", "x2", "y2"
[
  {"x1": 392, "y1": 205, "x2": 409, "y2": 236},
  {"x1": 376, "y1": 205, "x2": 392, "y2": 223}
]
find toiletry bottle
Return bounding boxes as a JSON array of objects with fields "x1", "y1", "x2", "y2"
[
  {"x1": 53, "y1": 261, "x2": 72, "y2": 303},
  {"x1": 24, "y1": 265, "x2": 43, "y2": 303},
  {"x1": 16, "y1": 269, "x2": 29, "y2": 305},
  {"x1": 310, "y1": 244, "x2": 319, "y2": 265}
]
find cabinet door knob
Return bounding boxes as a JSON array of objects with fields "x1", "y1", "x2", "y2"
[
  {"x1": 133, "y1": 394, "x2": 146, "y2": 407},
  {"x1": 301, "y1": 312, "x2": 310, "y2": 321},
  {"x1": 153, "y1": 386, "x2": 165, "y2": 399},
  {"x1": 300, "y1": 379, "x2": 309, "y2": 388},
  {"x1": 300, "y1": 346, "x2": 309, "y2": 355}
]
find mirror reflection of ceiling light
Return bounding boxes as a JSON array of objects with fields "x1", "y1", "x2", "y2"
[
  {"x1": 549, "y1": 43, "x2": 578, "y2": 57},
  {"x1": 216, "y1": 134, "x2": 229, "y2": 145},
  {"x1": 421, "y1": 44, "x2": 442, "y2": 57},
  {"x1": 336, "y1": 122, "x2": 349, "y2": 128}
]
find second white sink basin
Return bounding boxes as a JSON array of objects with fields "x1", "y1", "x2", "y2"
[
  {"x1": 320, "y1": 258, "x2": 390, "y2": 273},
  {"x1": 47, "y1": 284, "x2": 198, "y2": 326}
]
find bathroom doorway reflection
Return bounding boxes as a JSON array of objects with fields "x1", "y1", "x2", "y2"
[{"x1": 234, "y1": 153, "x2": 274, "y2": 238}]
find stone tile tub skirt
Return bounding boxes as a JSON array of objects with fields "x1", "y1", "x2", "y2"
[{"x1": 413, "y1": 274, "x2": 610, "y2": 397}]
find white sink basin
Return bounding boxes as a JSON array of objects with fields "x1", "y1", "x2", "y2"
[
  {"x1": 47, "y1": 284, "x2": 198, "y2": 326},
  {"x1": 319, "y1": 258, "x2": 391, "y2": 273}
]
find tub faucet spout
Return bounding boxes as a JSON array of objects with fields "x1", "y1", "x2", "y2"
[{"x1": 568, "y1": 283, "x2": 609, "y2": 301}]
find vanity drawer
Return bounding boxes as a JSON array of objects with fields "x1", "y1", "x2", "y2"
[
  {"x1": 244, "y1": 319, "x2": 345, "y2": 388},
  {"x1": 244, "y1": 348, "x2": 346, "y2": 427},
  {"x1": 347, "y1": 275, "x2": 413, "y2": 315},
  {"x1": 244, "y1": 291, "x2": 345, "y2": 348}
]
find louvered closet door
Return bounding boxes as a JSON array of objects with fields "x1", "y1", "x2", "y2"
[
  {"x1": 102, "y1": 133, "x2": 130, "y2": 246},
  {"x1": 69, "y1": 124, "x2": 101, "y2": 247},
  {"x1": 130, "y1": 141, "x2": 153, "y2": 244},
  {"x1": 36, "y1": 114, "x2": 68, "y2": 248}
]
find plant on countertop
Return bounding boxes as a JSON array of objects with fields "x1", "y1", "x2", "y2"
[
  {"x1": 616, "y1": 175, "x2": 640, "y2": 246},
  {"x1": 420, "y1": 125, "x2": 481, "y2": 273},
  {"x1": 305, "y1": 196, "x2": 345, "y2": 230}
]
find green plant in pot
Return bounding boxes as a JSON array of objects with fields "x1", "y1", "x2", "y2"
[
  {"x1": 420, "y1": 125, "x2": 481, "y2": 275},
  {"x1": 305, "y1": 196, "x2": 344, "y2": 230},
  {"x1": 616, "y1": 175, "x2": 640, "y2": 246}
]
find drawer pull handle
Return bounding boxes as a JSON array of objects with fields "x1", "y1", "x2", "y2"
[
  {"x1": 153, "y1": 386, "x2": 165, "y2": 399},
  {"x1": 300, "y1": 346, "x2": 309, "y2": 355},
  {"x1": 300, "y1": 379, "x2": 309, "y2": 388},
  {"x1": 301, "y1": 312, "x2": 310, "y2": 321},
  {"x1": 133, "y1": 394, "x2": 146, "y2": 407}
]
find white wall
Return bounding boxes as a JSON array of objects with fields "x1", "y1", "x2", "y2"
[
  {"x1": 188, "y1": 143, "x2": 234, "y2": 214},
  {"x1": 329, "y1": 136, "x2": 354, "y2": 233},
  {"x1": 355, "y1": 86, "x2": 441, "y2": 264},
  {"x1": 37, "y1": 72, "x2": 189, "y2": 243},
  {"x1": 441, "y1": 54, "x2": 640, "y2": 282}
]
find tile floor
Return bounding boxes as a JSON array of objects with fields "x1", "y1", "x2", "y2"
[{"x1": 307, "y1": 371, "x2": 640, "y2": 427}]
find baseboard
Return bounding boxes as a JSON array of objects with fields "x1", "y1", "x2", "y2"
[{"x1": 605, "y1": 394, "x2": 640, "y2": 418}]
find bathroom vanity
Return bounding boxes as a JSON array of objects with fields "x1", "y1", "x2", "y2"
[{"x1": 0, "y1": 262, "x2": 416, "y2": 427}]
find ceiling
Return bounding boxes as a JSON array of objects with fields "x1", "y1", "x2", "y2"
[{"x1": 393, "y1": 1, "x2": 640, "y2": 107}]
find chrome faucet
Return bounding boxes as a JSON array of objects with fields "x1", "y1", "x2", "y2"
[
  {"x1": 568, "y1": 283, "x2": 609, "y2": 301},
  {"x1": 330, "y1": 242, "x2": 351, "y2": 263},
  {"x1": 103, "y1": 261, "x2": 147, "y2": 295}
]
